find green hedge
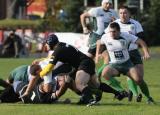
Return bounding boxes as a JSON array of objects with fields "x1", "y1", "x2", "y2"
[{"x1": 0, "y1": 19, "x2": 41, "y2": 29}]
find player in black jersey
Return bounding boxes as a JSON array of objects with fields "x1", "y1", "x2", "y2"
[
  {"x1": 23, "y1": 34, "x2": 99, "y2": 104},
  {"x1": 21, "y1": 34, "x2": 128, "y2": 105}
]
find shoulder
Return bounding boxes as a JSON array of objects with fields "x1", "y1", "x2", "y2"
[
  {"x1": 130, "y1": 19, "x2": 142, "y2": 26},
  {"x1": 114, "y1": 19, "x2": 121, "y2": 23},
  {"x1": 101, "y1": 33, "x2": 110, "y2": 41},
  {"x1": 89, "y1": 7, "x2": 101, "y2": 12},
  {"x1": 120, "y1": 32, "x2": 138, "y2": 40},
  {"x1": 109, "y1": 9, "x2": 118, "y2": 17},
  {"x1": 109, "y1": 9, "x2": 117, "y2": 13},
  {"x1": 120, "y1": 32, "x2": 131, "y2": 39}
]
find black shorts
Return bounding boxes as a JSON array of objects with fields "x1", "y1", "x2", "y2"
[
  {"x1": 78, "y1": 58, "x2": 95, "y2": 76},
  {"x1": 52, "y1": 63, "x2": 72, "y2": 77},
  {"x1": 129, "y1": 49, "x2": 143, "y2": 65}
]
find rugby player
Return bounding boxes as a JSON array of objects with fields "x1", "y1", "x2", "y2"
[{"x1": 96, "y1": 22, "x2": 154, "y2": 104}]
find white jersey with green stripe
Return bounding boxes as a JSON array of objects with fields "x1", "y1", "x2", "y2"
[
  {"x1": 101, "y1": 32, "x2": 138, "y2": 64},
  {"x1": 88, "y1": 7, "x2": 118, "y2": 35},
  {"x1": 114, "y1": 19, "x2": 143, "y2": 50}
]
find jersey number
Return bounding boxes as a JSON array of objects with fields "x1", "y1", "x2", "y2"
[{"x1": 114, "y1": 51, "x2": 124, "y2": 60}]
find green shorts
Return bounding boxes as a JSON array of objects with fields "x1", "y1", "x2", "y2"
[
  {"x1": 129, "y1": 49, "x2": 143, "y2": 65},
  {"x1": 109, "y1": 60, "x2": 134, "y2": 75}
]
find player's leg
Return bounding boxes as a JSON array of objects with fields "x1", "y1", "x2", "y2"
[
  {"x1": 128, "y1": 49, "x2": 143, "y2": 102},
  {"x1": 127, "y1": 67, "x2": 154, "y2": 104},
  {"x1": 0, "y1": 78, "x2": 11, "y2": 88},
  {"x1": 127, "y1": 77, "x2": 139, "y2": 101},
  {"x1": 0, "y1": 85, "x2": 20, "y2": 103},
  {"x1": 101, "y1": 65, "x2": 124, "y2": 92},
  {"x1": 75, "y1": 70, "x2": 94, "y2": 104}
]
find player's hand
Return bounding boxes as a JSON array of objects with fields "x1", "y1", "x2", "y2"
[
  {"x1": 142, "y1": 53, "x2": 151, "y2": 60},
  {"x1": 51, "y1": 92, "x2": 58, "y2": 101},
  {"x1": 19, "y1": 91, "x2": 29, "y2": 99},
  {"x1": 32, "y1": 59, "x2": 40, "y2": 65},
  {"x1": 111, "y1": 16, "x2": 116, "y2": 22},
  {"x1": 83, "y1": 27, "x2": 90, "y2": 34}
]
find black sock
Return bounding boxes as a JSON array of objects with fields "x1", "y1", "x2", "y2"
[
  {"x1": 80, "y1": 86, "x2": 93, "y2": 104},
  {"x1": 0, "y1": 79, "x2": 10, "y2": 88},
  {"x1": 100, "y1": 82, "x2": 119, "y2": 95}
]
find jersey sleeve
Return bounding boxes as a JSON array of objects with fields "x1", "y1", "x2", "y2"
[
  {"x1": 135, "y1": 21, "x2": 143, "y2": 33},
  {"x1": 39, "y1": 55, "x2": 57, "y2": 78},
  {"x1": 123, "y1": 32, "x2": 138, "y2": 43},
  {"x1": 88, "y1": 7, "x2": 98, "y2": 17},
  {"x1": 39, "y1": 63, "x2": 54, "y2": 78}
]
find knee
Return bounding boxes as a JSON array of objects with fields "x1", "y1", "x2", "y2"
[
  {"x1": 101, "y1": 67, "x2": 110, "y2": 77},
  {"x1": 134, "y1": 78, "x2": 143, "y2": 85},
  {"x1": 75, "y1": 82, "x2": 86, "y2": 92}
]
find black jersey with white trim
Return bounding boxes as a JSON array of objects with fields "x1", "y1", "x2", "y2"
[{"x1": 50, "y1": 42, "x2": 89, "y2": 69}]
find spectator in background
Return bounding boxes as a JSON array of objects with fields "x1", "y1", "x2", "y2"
[
  {"x1": 0, "y1": 28, "x2": 4, "y2": 54},
  {"x1": 0, "y1": 30, "x2": 23, "y2": 58}
]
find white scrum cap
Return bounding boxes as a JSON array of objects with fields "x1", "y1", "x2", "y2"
[{"x1": 101, "y1": 0, "x2": 112, "y2": 5}]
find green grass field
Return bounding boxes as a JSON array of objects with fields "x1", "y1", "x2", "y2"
[{"x1": 0, "y1": 48, "x2": 160, "y2": 115}]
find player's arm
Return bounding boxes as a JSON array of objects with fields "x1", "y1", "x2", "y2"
[
  {"x1": 95, "y1": 40, "x2": 102, "y2": 64},
  {"x1": 135, "y1": 38, "x2": 150, "y2": 60},
  {"x1": 80, "y1": 12, "x2": 90, "y2": 34},
  {"x1": 39, "y1": 63, "x2": 54, "y2": 77},
  {"x1": 20, "y1": 75, "x2": 39, "y2": 98},
  {"x1": 39, "y1": 56, "x2": 56, "y2": 77},
  {"x1": 51, "y1": 76, "x2": 69, "y2": 100},
  {"x1": 101, "y1": 50, "x2": 109, "y2": 64}
]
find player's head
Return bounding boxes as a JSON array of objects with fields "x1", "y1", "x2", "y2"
[
  {"x1": 46, "y1": 34, "x2": 59, "y2": 50},
  {"x1": 30, "y1": 64, "x2": 42, "y2": 76},
  {"x1": 101, "y1": 0, "x2": 112, "y2": 10},
  {"x1": 108, "y1": 22, "x2": 120, "y2": 39},
  {"x1": 119, "y1": 6, "x2": 130, "y2": 22}
]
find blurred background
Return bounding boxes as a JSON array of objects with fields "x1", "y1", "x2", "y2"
[{"x1": 0, "y1": 0, "x2": 159, "y2": 58}]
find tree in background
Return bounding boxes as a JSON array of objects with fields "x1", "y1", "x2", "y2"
[
  {"x1": 40, "y1": 0, "x2": 84, "y2": 32},
  {"x1": 142, "y1": 0, "x2": 160, "y2": 46}
]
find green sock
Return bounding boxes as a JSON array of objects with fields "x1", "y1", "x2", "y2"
[
  {"x1": 139, "y1": 81, "x2": 151, "y2": 99},
  {"x1": 102, "y1": 76, "x2": 124, "y2": 92},
  {"x1": 127, "y1": 78, "x2": 138, "y2": 96},
  {"x1": 97, "y1": 64, "x2": 107, "y2": 76}
]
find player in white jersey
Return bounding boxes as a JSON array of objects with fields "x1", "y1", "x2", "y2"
[
  {"x1": 96, "y1": 22, "x2": 154, "y2": 104},
  {"x1": 112, "y1": 6, "x2": 149, "y2": 102},
  {"x1": 80, "y1": 0, "x2": 120, "y2": 92},
  {"x1": 80, "y1": 0, "x2": 118, "y2": 58}
]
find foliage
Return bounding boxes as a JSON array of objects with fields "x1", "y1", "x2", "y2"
[
  {"x1": 42, "y1": 0, "x2": 84, "y2": 32},
  {"x1": 141, "y1": 0, "x2": 160, "y2": 46},
  {"x1": 0, "y1": 19, "x2": 40, "y2": 29}
]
